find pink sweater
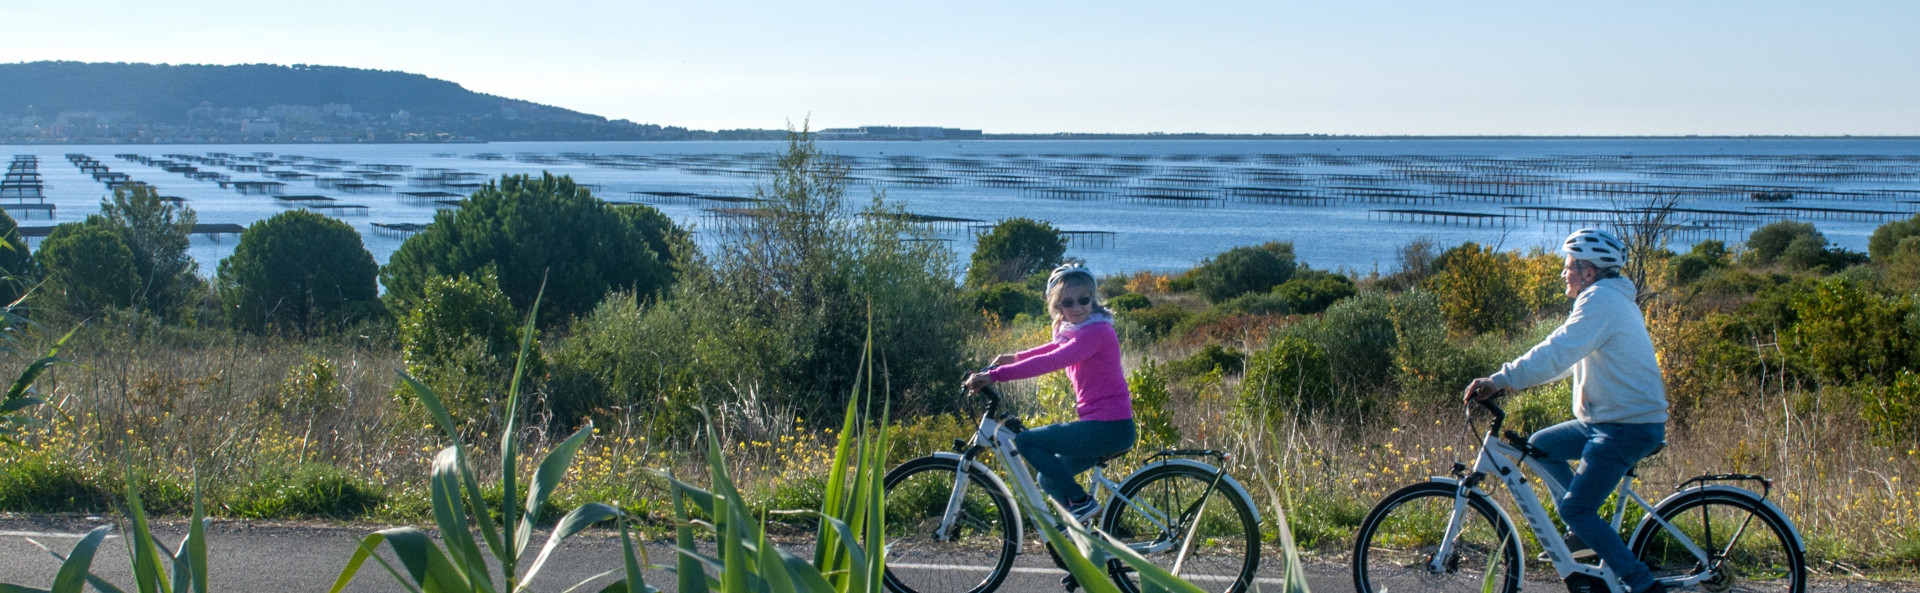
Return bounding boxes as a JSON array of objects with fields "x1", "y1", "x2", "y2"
[{"x1": 988, "y1": 320, "x2": 1134, "y2": 422}]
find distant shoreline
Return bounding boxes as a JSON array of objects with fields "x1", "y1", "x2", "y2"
[{"x1": 5, "y1": 135, "x2": 1920, "y2": 145}]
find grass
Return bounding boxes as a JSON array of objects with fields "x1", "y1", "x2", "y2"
[{"x1": 0, "y1": 286, "x2": 1916, "y2": 579}]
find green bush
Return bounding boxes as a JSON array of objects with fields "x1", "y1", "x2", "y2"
[
  {"x1": 1668, "y1": 253, "x2": 1716, "y2": 286},
  {"x1": 99, "y1": 184, "x2": 202, "y2": 319},
  {"x1": 1508, "y1": 381, "x2": 1574, "y2": 434},
  {"x1": 1425, "y1": 242, "x2": 1526, "y2": 337},
  {"x1": 398, "y1": 271, "x2": 545, "y2": 433},
  {"x1": 1391, "y1": 290, "x2": 1504, "y2": 404},
  {"x1": 1853, "y1": 371, "x2": 1920, "y2": 447},
  {"x1": 0, "y1": 454, "x2": 111, "y2": 512},
  {"x1": 1274, "y1": 269, "x2": 1357, "y2": 315},
  {"x1": 1128, "y1": 361, "x2": 1181, "y2": 449},
  {"x1": 1217, "y1": 290, "x2": 1292, "y2": 316},
  {"x1": 230, "y1": 463, "x2": 384, "y2": 519},
  {"x1": 33, "y1": 221, "x2": 139, "y2": 318},
  {"x1": 967, "y1": 282, "x2": 1044, "y2": 323},
  {"x1": 1316, "y1": 291, "x2": 1399, "y2": 396},
  {"x1": 1192, "y1": 242, "x2": 1297, "y2": 303},
  {"x1": 1167, "y1": 343, "x2": 1246, "y2": 378},
  {"x1": 554, "y1": 131, "x2": 972, "y2": 432},
  {"x1": 1117, "y1": 303, "x2": 1191, "y2": 346},
  {"x1": 381, "y1": 172, "x2": 686, "y2": 326},
  {"x1": 1745, "y1": 221, "x2": 1822, "y2": 266},
  {"x1": 216, "y1": 210, "x2": 381, "y2": 334},
  {"x1": 1239, "y1": 334, "x2": 1337, "y2": 423},
  {"x1": 1106, "y1": 292, "x2": 1152, "y2": 312},
  {"x1": 1787, "y1": 276, "x2": 1915, "y2": 386},
  {"x1": 0, "y1": 210, "x2": 32, "y2": 306},
  {"x1": 1869, "y1": 214, "x2": 1920, "y2": 262},
  {"x1": 965, "y1": 217, "x2": 1065, "y2": 287}
]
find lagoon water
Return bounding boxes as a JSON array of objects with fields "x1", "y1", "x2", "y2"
[{"x1": 10, "y1": 138, "x2": 1920, "y2": 277}]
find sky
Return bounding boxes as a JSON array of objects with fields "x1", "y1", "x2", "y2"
[{"x1": 3, "y1": 1, "x2": 1917, "y2": 136}]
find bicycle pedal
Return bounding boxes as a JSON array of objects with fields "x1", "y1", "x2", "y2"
[{"x1": 1060, "y1": 574, "x2": 1080, "y2": 591}]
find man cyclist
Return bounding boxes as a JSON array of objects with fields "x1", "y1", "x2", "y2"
[{"x1": 1465, "y1": 228, "x2": 1670, "y2": 593}]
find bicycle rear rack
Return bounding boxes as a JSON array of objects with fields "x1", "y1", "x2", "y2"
[{"x1": 1678, "y1": 473, "x2": 1773, "y2": 500}]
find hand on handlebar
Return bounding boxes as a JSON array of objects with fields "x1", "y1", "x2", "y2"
[
  {"x1": 964, "y1": 371, "x2": 994, "y2": 392},
  {"x1": 1462, "y1": 377, "x2": 1501, "y2": 404}
]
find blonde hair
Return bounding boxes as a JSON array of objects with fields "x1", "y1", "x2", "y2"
[{"x1": 1044, "y1": 267, "x2": 1109, "y2": 324}]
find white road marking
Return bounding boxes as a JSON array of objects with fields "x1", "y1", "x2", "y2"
[
  {"x1": 1, "y1": 530, "x2": 120, "y2": 539},
  {"x1": 886, "y1": 562, "x2": 1285, "y2": 585}
]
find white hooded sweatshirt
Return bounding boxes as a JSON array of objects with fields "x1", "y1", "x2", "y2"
[{"x1": 1489, "y1": 277, "x2": 1668, "y2": 425}]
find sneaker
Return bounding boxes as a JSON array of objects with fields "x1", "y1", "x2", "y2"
[
  {"x1": 1067, "y1": 497, "x2": 1102, "y2": 525},
  {"x1": 1537, "y1": 532, "x2": 1597, "y2": 562}
]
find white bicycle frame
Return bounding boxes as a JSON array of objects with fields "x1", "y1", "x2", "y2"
[
  {"x1": 1433, "y1": 428, "x2": 1719, "y2": 593},
  {"x1": 930, "y1": 408, "x2": 1240, "y2": 575}
]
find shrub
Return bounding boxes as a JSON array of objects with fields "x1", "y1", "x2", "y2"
[
  {"x1": 968, "y1": 282, "x2": 1044, "y2": 323},
  {"x1": 1786, "y1": 276, "x2": 1915, "y2": 386},
  {"x1": 1117, "y1": 303, "x2": 1191, "y2": 346},
  {"x1": 99, "y1": 184, "x2": 201, "y2": 319},
  {"x1": 1853, "y1": 371, "x2": 1920, "y2": 447},
  {"x1": 1217, "y1": 290, "x2": 1292, "y2": 316},
  {"x1": 33, "y1": 221, "x2": 138, "y2": 318},
  {"x1": 1273, "y1": 268, "x2": 1356, "y2": 315},
  {"x1": 230, "y1": 463, "x2": 384, "y2": 519},
  {"x1": 215, "y1": 210, "x2": 380, "y2": 334},
  {"x1": 1745, "y1": 221, "x2": 1822, "y2": 266},
  {"x1": 0, "y1": 454, "x2": 110, "y2": 512},
  {"x1": 397, "y1": 271, "x2": 545, "y2": 432},
  {"x1": 1239, "y1": 334, "x2": 1337, "y2": 423},
  {"x1": 1192, "y1": 242, "x2": 1296, "y2": 303},
  {"x1": 381, "y1": 172, "x2": 685, "y2": 326},
  {"x1": 1424, "y1": 242, "x2": 1525, "y2": 337},
  {"x1": 1106, "y1": 292, "x2": 1152, "y2": 312},
  {"x1": 1128, "y1": 361, "x2": 1181, "y2": 449},
  {"x1": 1167, "y1": 343, "x2": 1246, "y2": 378},
  {"x1": 1869, "y1": 214, "x2": 1920, "y2": 262},
  {"x1": 965, "y1": 217, "x2": 1065, "y2": 287},
  {"x1": 1316, "y1": 291, "x2": 1399, "y2": 396},
  {"x1": 1668, "y1": 253, "x2": 1716, "y2": 286},
  {"x1": 0, "y1": 210, "x2": 32, "y2": 306},
  {"x1": 1391, "y1": 290, "x2": 1503, "y2": 404}
]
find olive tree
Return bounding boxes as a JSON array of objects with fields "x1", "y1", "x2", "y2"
[{"x1": 100, "y1": 185, "x2": 201, "y2": 318}]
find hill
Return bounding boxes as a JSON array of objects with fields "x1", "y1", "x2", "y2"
[{"x1": 0, "y1": 61, "x2": 714, "y2": 142}]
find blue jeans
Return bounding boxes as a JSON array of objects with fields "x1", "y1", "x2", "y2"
[
  {"x1": 1530, "y1": 419, "x2": 1667, "y2": 593},
  {"x1": 1014, "y1": 419, "x2": 1137, "y2": 505}
]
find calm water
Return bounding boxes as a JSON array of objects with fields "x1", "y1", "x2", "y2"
[{"x1": 9, "y1": 138, "x2": 1920, "y2": 278}]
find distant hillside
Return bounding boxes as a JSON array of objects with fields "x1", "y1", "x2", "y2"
[{"x1": 0, "y1": 61, "x2": 716, "y2": 142}]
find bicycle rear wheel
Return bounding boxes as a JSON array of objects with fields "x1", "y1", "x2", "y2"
[
  {"x1": 1101, "y1": 463, "x2": 1260, "y2": 593},
  {"x1": 882, "y1": 455, "x2": 1020, "y2": 593},
  {"x1": 1352, "y1": 481, "x2": 1521, "y2": 593},
  {"x1": 1629, "y1": 490, "x2": 1805, "y2": 593}
]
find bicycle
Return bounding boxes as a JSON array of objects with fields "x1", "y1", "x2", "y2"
[
  {"x1": 1351, "y1": 398, "x2": 1807, "y2": 593},
  {"x1": 881, "y1": 383, "x2": 1263, "y2": 593}
]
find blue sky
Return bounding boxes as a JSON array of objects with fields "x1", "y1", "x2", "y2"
[{"x1": 4, "y1": 1, "x2": 1916, "y2": 135}]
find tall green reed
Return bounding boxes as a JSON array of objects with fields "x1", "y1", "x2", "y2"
[
  {"x1": 6, "y1": 471, "x2": 210, "y2": 593},
  {"x1": 328, "y1": 286, "x2": 650, "y2": 593}
]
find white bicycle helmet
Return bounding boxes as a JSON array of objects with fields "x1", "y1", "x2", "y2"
[{"x1": 1561, "y1": 228, "x2": 1625, "y2": 269}]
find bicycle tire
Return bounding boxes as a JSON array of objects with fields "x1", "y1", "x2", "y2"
[
  {"x1": 1100, "y1": 462, "x2": 1261, "y2": 593},
  {"x1": 1352, "y1": 481, "x2": 1522, "y2": 593},
  {"x1": 1629, "y1": 489, "x2": 1806, "y2": 593},
  {"x1": 882, "y1": 455, "x2": 1021, "y2": 593}
]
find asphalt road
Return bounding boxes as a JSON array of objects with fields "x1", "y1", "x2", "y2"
[{"x1": 2, "y1": 515, "x2": 1913, "y2": 593}]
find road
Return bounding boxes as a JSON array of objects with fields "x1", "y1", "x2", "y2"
[{"x1": 1, "y1": 515, "x2": 1912, "y2": 592}]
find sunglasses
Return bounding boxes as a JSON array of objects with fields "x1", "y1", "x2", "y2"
[{"x1": 1057, "y1": 296, "x2": 1092, "y2": 308}]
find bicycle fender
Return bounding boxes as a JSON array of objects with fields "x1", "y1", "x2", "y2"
[
  {"x1": 1139, "y1": 458, "x2": 1263, "y2": 525},
  {"x1": 926, "y1": 451, "x2": 1026, "y2": 546},
  {"x1": 1633, "y1": 484, "x2": 1806, "y2": 552},
  {"x1": 1424, "y1": 477, "x2": 1526, "y2": 560}
]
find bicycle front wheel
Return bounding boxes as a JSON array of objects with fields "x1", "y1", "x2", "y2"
[
  {"x1": 882, "y1": 455, "x2": 1020, "y2": 593},
  {"x1": 1629, "y1": 490, "x2": 1806, "y2": 593},
  {"x1": 1352, "y1": 481, "x2": 1521, "y2": 593},
  {"x1": 1101, "y1": 463, "x2": 1260, "y2": 593}
]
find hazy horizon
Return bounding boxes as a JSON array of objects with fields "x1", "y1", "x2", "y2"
[{"x1": 5, "y1": 1, "x2": 1918, "y2": 136}]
